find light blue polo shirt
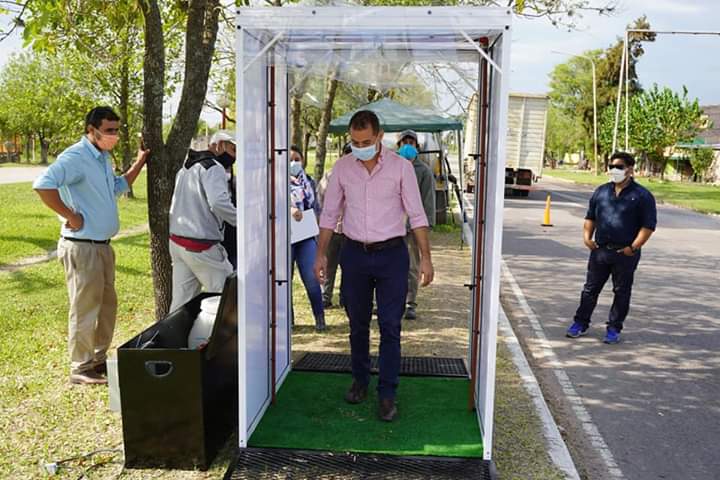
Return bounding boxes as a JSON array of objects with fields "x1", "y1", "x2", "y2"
[{"x1": 33, "y1": 136, "x2": 130, "y2": 241}]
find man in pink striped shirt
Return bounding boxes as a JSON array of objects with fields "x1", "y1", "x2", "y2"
[{"x1": 314, "y1": 110, "x2": 434, "y2": 422}]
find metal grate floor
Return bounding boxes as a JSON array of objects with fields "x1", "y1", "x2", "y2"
[
  {"x1": 294, "y1": 352, "x2": 468, "y2": 378},
  {"x1": 224, "y1": 448, "x2": 495, "y2": 480}
]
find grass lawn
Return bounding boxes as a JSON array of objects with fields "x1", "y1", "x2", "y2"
[
  {"x1": 0, "y1": 173, "x2": 149, "y2": 267},
  {"x1": 1, "y1": 229, "x2": 563, "y2": 479},
  {"x1": 546, "y1": 168, "x2": 720, "y2": 215},
  {"x1": 303, "y1": 148, "x2": 343, "y2": 179}
]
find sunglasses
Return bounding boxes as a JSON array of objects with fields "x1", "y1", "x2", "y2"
[{"x1": 609, "y1": 164, "x2": 627, "y2": 170}]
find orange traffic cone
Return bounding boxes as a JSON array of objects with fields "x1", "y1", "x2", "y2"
[{"x1": 541, "y1": 193, "x2": 553, "y2": 227}]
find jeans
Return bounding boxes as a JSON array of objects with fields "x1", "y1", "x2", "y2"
[
  {"x1": 292, "y1": 238, "x2": 325, "y2": 326},
  {"x1": 340, "y1": 240, "x2": 409, "y2": 400},
  {"x1": 573, "y1": 247, "x2": 641, "y2": 332}
]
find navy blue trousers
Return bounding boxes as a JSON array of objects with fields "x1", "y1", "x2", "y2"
[
  {"x1": 573, "y1": 248, "x2": 641, "y2": 331},
  {"x1": 340, "y1": 240, "x2": 409, "y2": 400}
]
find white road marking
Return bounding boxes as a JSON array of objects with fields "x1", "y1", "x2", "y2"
[
  {"x1": 498, "y1": 308, "x2": 580, "y2": 480},
  {"x1": 502, "y1": 260, "x2": 625, "y2": 480},
  {"x1": 545, "y1": 190, "x2": 586, "y2": 208}
]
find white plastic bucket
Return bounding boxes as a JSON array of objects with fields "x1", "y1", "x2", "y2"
[
  {"x1": 200, "y1": 296, "x2": 221, "y2": 315},
  {"x1": 188, "y1": 311, "x2": 216, "y2": 349},
  {"x1": 107, "y1": 352, "x2": 120, "y2": 412}
]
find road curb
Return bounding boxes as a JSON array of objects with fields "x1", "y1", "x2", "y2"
[{"x1": 498, "y1": 307, "x2": 581, "y2": 480}]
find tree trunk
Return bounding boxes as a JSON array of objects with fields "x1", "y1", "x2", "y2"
[
  {"x1": 314, "y1": 70, "x2": 339, "y2": 181},
  {"x1": 119, "y1": 50, "x2": 134, "y2": 198},
  {"x1": 140, "y1": 0, "x2": 171, "y2": 320},
  {"x1": 291, "y1": 94, "x2": 304, "y2": 150},
  {"x1": 290, "y1": 74, "x2": 308, "y2": 150},
  {"x1": 25, "y1": 134, "x2": 33, "y2": 163},
  {"x1": 141, "y1": 0, "x2": 221, "y2": 320},
  {"x1": 303, "y1": 130, "x2": 311, "y2": 164},
  {"x1": 40, "y1": 137, "x2": 49, "y2": 164}
]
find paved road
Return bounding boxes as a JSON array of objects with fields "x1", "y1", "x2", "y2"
[
  {"x1": 501, "y1": 177, "x2": 720, "y2": 480},
  {"x1": 0, "y1": 166, "x2": 45, "y2": 184}
]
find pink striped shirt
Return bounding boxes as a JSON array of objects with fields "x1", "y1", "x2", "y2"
[{"x1": 319, "y1": 146, "x2": 429, "y2": 243}]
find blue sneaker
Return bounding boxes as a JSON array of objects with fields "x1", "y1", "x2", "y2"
[
  {"x1": 566, "y1": 322, "x2": 588, "y2": 338},
  {"x1": 603, "y1": 327, "x2": 621, "y2": 344}
]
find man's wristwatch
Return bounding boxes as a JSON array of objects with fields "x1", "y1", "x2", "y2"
[{"x1": 630, "y1": 245, "x2": 640, "y2": 253}]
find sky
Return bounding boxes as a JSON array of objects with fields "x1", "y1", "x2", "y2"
[
  {"x1": 1, "y1": 0, "x2": 719, "y2": 125},
  {"x1": 510, "y1": 0, "x2": 720, "y2": 105}
]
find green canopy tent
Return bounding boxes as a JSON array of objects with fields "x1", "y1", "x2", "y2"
[
  {"x1": 329, "y1": 98, "x2": 465, "y2": 227},
  {"x1": 328, "y1": 98, "x2": 462, "y2": 133}
]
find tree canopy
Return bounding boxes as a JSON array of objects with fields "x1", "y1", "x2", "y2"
[
  {"x1": 548, "y1": 16, "x2": 655, "y2": 163},
  {"x1": 630, "y1": 85, "x2": 703, "y2": 177},
  {"x1": 0, "y1": 52, "x2": 96, "y2": 163}
]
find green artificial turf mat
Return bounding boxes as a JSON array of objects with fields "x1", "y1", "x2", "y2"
[{"x1": 248, "y1": 371, "x2": 483, "y2": 458}]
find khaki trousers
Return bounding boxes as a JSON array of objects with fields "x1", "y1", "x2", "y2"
[
  {"x1": 57, "y1": 238, "x2": 117, "y2": 375},
  {"x1": 405, "y1": 233, "x2": 420, "y2": 308}
]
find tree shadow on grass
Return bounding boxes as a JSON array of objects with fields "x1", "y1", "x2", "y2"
[
  {"x1": 0, "y1": 235, "x2": 57, "y2": 264},
  {"x1": 113, "y1": 234, "x2": 149, "y2": 249},
  {"x1": 0, "y1": 269, "x2": 55, "y2": 295},
  {"x1": 115, "y1": 264, "x2": 149, "y2": 278}
]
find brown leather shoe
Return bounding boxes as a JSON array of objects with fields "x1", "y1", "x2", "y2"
[
  {"x1": 379, "y1": 398, "x2": 397, "y2": 422},
  {"x1": 344, "y1": 381, "x2": 368, "y2": 404},
  {"x1": 70, "y1": 371, "x2": 108, "y2": 385},
  {"x1": 94, "y1": 362, "x2": 107, "y2": 375}
]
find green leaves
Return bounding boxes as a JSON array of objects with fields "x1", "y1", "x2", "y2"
[
  {"x1": 0, "y1": 52, "x2": 98, "y2": 157},
  {"x1": 548, "y1": 16, "x2": 656, "y2": 161},
  {"x1": 687, "y1": 147, "x2": 715, "y2": 182},
  {"x1": 631, "y1": 84, "x2": 702, "y2": 158}
]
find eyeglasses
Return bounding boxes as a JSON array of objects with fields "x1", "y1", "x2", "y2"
[{"x1": 609, "y1": 164, "x2": 626, "y2": 170}]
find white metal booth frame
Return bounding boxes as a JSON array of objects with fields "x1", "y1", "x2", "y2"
[{"x1": 235, "y1": 7, "x2": 512, "y2": 462}]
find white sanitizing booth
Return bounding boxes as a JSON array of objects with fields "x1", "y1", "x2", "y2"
[{"x1": 235, "y1": 6, "x2": 512, "y2": 464}]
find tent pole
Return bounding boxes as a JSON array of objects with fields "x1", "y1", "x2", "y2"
[
  {"x1": 469, "y1": 54, "x2": 488, "y2": 411},
  {"x1": 269, "y1": 65, "x2": 278, "y2": 404},
  {"x1": 458, "y1": 128, "x2": 464, "y2": 247}
]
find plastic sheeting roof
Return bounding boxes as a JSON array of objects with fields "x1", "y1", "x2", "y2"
[{"x1": 328, "y1": 98, "x2": 462, "y2": 134}]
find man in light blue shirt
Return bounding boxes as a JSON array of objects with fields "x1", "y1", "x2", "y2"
[{"x1": 33, "y1": 106, "x2": 148, "y2": 385}]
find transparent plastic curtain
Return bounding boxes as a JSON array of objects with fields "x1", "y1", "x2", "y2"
[{"x1": 240, "y1": 8, "x2": 497, "y2": 94}]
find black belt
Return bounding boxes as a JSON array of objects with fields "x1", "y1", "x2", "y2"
[
  {"x1": 62, "y1": 236, "x2": 111, "y2": 245},
  {"x1": 347, "y1": 236, "x2": 405, "y2": 252},
  {"x1": 600, "y1": 243, "x2": 626, "y2": 250}
]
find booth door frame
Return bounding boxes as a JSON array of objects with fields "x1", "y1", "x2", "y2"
[
  {"x1": 467, "y1": 31, "x2": 511, "y2": 462},
  {"x1": 236, "y1": 31, "x2": 293, "y2": 448}
]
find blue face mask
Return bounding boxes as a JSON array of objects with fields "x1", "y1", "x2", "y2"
[
  {"x1": 398, "y1": 144, "x2": 418, "y2": 160},
  {"x1": 351, "y1": 142, "x2": 378, "y2": 162}
]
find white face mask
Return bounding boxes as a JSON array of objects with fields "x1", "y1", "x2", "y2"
[
  {"x1": 609, "y1": 168, "x2": 627, "y2": 184},
  {"x1": 351, "y1": 142, "x2": 378, "y2": 162}
]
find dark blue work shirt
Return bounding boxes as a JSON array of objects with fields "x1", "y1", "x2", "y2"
[{"x1": 585, "y1": 178, "x2": 657, "y2": 247}]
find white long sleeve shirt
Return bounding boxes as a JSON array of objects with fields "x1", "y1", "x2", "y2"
[{"x1": 169, "y1": 150, "x2": 236, "y2": 241}]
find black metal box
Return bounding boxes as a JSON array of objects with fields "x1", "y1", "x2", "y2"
[{"x1": 118, "y1": 274, "x2": 238, "y2": 470}]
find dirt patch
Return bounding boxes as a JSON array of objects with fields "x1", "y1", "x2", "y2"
[{"x1": 292, "y1": 230, "x2": 471, "y2": 360}]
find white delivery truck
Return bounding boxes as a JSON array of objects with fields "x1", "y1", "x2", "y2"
[{"x1": 464, "y1": 92, "x2": 548, "y2": 197}]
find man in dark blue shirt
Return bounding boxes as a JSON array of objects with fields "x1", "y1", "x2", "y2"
[{"x1": 566, "y1": 152, "x2": 657, "y2": 344}]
